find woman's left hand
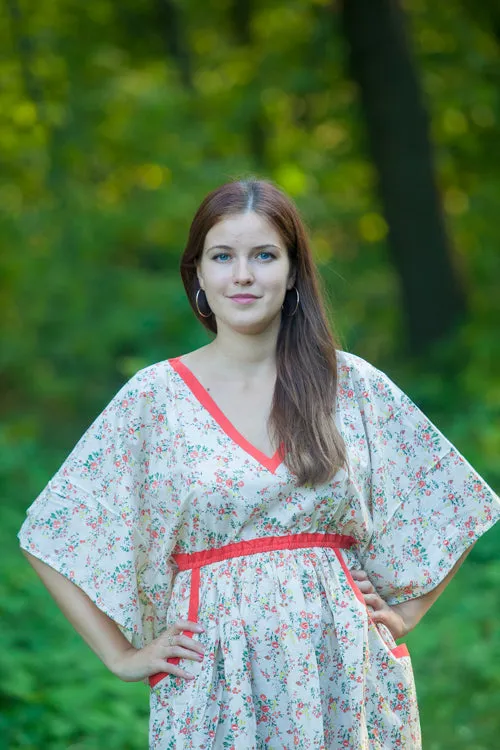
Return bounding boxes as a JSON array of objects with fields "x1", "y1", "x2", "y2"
[{"x1": 351, "y1": 569, "x2": 408, "y2": 640}]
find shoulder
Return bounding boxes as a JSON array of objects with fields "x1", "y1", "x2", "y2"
[
  {"x1": 335, "y1": 349, "x2": 406, "y2": 421},
  {"x1": 103, "y1": 359, "x2": 175, "y2": 421},
  {"x1": 336, "y1": 349, "x2": 403, "y2": 388},
  {"x1": 130, "y1": 359, "x2": 173, "y2": 388},
  {"x1": 119, "y1": 359, "x2": 174, "y2": 392},
  {"x1": 336, "y1": 349, "x2": 384, "y2": 382}
]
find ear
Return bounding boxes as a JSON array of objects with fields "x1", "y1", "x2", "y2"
[
  {"x1": 287, "y1": 266, "x2": 297, "y2": 289},
  {"x1": 196, "y1": 264, "x2": 204, "y2": 290}
]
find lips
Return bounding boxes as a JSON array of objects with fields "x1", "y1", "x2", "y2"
[{"x1": 230, "y1": 295, "x2": 258, "y2": 300}]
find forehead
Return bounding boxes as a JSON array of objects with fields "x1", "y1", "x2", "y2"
[{"x1": 203, "y1": 212, "x2": 283, "y2": 249}]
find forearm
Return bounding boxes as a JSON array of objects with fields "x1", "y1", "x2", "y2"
[
  {"x1": 392, "y1": 544, "x2": 475, "y2": 633},
  {"x1": 21, "y1": 550, "x2": 134, "y2": 674}
]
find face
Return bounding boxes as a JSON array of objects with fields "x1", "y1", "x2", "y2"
[{"x1": 197, "y1": 211, "x2": 296, "y2": 335}]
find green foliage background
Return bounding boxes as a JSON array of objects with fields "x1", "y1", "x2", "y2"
[{"x1": 1, "y1": 0, "x2": 499, "y2": 747}]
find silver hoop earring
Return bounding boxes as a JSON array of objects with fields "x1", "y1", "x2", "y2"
[
  {"x1": 282, "y1": 287, "x2": 300, "y2": 316},
  {"x1": 195, "y1": 288, "x2": 212, "y2": 318}
]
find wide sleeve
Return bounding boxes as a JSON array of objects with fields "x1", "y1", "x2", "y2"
[
  {"x1": 17, "y1": 363, "x2": 177, "y2": 650},
  {"x1": 350, "y1": 354, "x2": 500, "y2": 606}
]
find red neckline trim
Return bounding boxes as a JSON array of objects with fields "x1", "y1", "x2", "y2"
[{"x1": 168, "y1": 357, "x2": 285, "y2": 474}]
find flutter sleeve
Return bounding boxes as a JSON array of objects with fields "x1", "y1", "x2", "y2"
[
  {"x1": 18, "y1": 362, "x2": 177, "y2": 650},
  {"x1": 349, "y1": 353, "x2": 500, "y2": 606}
]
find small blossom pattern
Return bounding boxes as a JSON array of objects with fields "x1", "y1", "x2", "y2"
[{"x1": 18, "y1": 350, "x2": 500, "y2": 749}]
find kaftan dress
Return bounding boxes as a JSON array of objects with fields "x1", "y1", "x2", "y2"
[{"x1": 18, "y1": 350, "x2": 500, "y2": 749}]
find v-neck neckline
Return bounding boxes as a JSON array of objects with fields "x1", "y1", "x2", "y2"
[{"x1": 168, "y1": 356, "x2": 285, "y2": 474}]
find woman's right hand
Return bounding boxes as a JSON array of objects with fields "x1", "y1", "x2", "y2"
[{"x1": 110, "y1": 619, "x2": 206, "y2": 682}]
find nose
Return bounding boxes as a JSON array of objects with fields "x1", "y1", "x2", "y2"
[{"x1": 233, "y1": 257, "x2": 254, "y2": 285}]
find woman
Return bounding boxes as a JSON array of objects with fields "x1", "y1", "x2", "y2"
[{"x1": 19, "y1": 177, "x2": 500, "y2": 749}]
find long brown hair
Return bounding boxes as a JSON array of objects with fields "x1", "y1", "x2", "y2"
[{"x1": 179, "y1": 177, "x2": 347, "y2": 486}]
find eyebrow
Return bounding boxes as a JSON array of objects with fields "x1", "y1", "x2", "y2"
[{"x1": 205, "y1": 244, "x2": 281, "y2": 253}]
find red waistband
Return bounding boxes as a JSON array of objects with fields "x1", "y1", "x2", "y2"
[
  {"x1": 149, "y1": 532, "x2": 355, "y2": 688},
  {"x1": 170, "y1": 532, "x2": 356, "y2": 570}
]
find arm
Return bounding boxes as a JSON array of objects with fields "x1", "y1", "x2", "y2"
[
  {"x1": 352, "y1": 543, "x2": 475, "y2": 639},
  {"x1": 391, "y1": 544, "x2": 474, "y2": 633},
  {"x1": 21, "y1": 550, "x2": 135, "y2": 676},
  {"x1": 21, "y1": 550, "x2": 203, "y2": 682}
]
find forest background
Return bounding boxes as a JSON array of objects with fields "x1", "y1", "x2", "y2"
[{"x1": 1, "y1": 0, "x2": 499, "y2": 748}]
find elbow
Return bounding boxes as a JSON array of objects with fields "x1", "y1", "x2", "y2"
[{"x1": 20, "y1": 547, "x2": 37, "y2": 564}]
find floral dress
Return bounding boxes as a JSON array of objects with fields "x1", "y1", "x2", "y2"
[{"x1": 18, "y1": 350, "x2": 500, "y2": 749}]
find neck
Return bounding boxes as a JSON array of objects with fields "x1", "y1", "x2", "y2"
[{"x1": 206, "y1": 319, "x2": 281, "y2": 379}]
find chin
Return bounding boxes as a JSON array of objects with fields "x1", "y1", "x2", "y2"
[{"x1": 223, "y1": 313, "x2": 282, "y2": 336}]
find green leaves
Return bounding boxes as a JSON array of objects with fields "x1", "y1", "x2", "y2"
[
  {"x1": 0, "y1": 510, "x2": 148, "y2": 749},
  {"x1": 1, "y1": 0, "x2": 499, "y2": 745}
]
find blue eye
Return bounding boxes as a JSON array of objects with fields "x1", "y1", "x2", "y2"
[{"x1": 212, "y1": 250, "x2": 276, "y2": 262}]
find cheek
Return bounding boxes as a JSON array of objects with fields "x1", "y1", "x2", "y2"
[
  {"x1": 202, "y1": 267, "x2": 230, "y2": 291},
  {"x1": 265, "y1": 269, "x2": 290, "y2": 293}
]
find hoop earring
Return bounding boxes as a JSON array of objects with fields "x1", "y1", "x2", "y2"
[
  {"x1": 282, "y1": 287, "x2": 300, "y2": 316},
  {"x1": 195, "y1": 288, "x2": 212, "y2": 318}
]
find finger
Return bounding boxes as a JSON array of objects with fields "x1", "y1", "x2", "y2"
[
  {"x1": 355, "y1": 579, "x2": 376, "y2": 594},
  {"x1": 363, "y1": 593, "x2": 386, "y2": 611},
  {"x1": 370, "y1": 610, "x2": 397, "y2": 635},
  {"x1": 153, "y1": 661, "x2": 195, "y2": 680},
  {"x1": 371, "y1": 610, "x2": 391, "y2": 625},
  {"x1": 158, "y1": 632, "x2": 182, "y2": 655},
  {"x1": 164, "y1": 645, "x2": 204, "y2": 662},
  {"x1": 350, "y1": 570, "x2": 368, "y2": 581},
  {"x1": 159, "y1": 630, "x2": 178, "y2": 646},
  {"x1": 175, "y1": 619, "x2": 205, "y2": 632},
  {"x1": 176, "y1": 634, "x2": 205, "y2": 655},
  {"x1": 161, "y1": 625, "x2": 202, "y2": 645},
  {"x1": 159, "y1": 631, "x2": 205, "y2": 657}
]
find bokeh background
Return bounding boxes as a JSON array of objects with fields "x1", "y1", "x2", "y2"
[{"x1": 1, "y1": 0, "x2": 499, "y2": 748}]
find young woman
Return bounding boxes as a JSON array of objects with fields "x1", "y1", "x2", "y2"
[{"x1": 19, "y1": 178, "x2": 500, "y2": 749}]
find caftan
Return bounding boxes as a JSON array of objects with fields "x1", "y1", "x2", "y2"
[{"x1": 18, "y1": 350, "x2": 500, "y2": 749}]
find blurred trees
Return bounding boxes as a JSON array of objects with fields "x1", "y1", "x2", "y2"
[
  {"x1": 1, "y1": 0, "x2": 499, "y2": 747},
  {"x1": 341, "y1": 0, "x2": 466, "y2": 352}
]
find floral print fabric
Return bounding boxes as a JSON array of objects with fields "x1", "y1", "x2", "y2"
[{"x1": 18, "y1": 350, "x2": 500, "y2": 749}]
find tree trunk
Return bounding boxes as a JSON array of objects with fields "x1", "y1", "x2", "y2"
[
  {"x1": 231, "y1": 0, "x2": 267, "y2": 166},
  {"x1": 157, "y1": 0, "x2": 193, "y2": 89},
  {"x1": 340, "y1": 0, "x2": 466, "y2": 354}
]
